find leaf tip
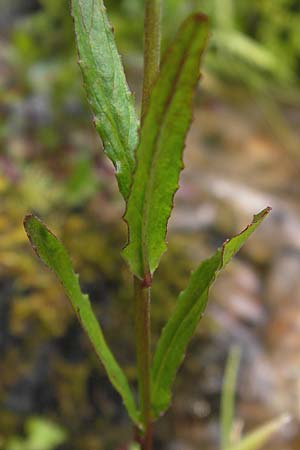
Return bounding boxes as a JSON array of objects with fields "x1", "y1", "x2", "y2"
[
  {"x1": 193, "y1": 12, "x2": 209, "y2": 23},
  {"x1": 23, "y1": 213, "x2": 41, "y2": 258},
  {"x1": 253, "y1": 205, "x2": 272, "y2": 222},
  {"x1": 23, "y1": 213, "x2": 36, "y2": 241},
  {"x1": 23, "y1": 212, "x2": 34, "y2": 226},
  {"x1": 24, "y1": 213, "x2": 49, "y2": 236},
  {"x1": 261, "y1": 205, "x2": 272, "y2": 215}
]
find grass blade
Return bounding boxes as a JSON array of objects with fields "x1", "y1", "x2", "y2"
[
  {"x1": 151, "y1": 208, "x2": 271, "y2": 417},
  {"x1": 71, "y1": 0, "x2": 139, "y2": 199},
  {"x1": 228, "y1": 415, "x2": 291, "y2": 450},
  {"x1": 122, "y1": 14, "x2": 209, "y2": 281},
  {"x1": 220, "y1": 347, "x2": 241, "y2": 450},
  {"x1": 24, "y1": 214, "x2": 140, "y2": 426},
  {"x1": 213, "y1": 30, "x2": 279, "y2": 73}
]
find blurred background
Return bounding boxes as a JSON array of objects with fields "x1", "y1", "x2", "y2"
[{"x1": 1, "y1": 0, "x2": 300, "y2": 449}]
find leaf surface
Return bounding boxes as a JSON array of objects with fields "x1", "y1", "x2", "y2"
[
  {"x1": 24, "y1": 215, "x2": 140, "y2": 426},
  {"x1": 151, "y1": 208, "x2": 271, "y2": 417},
  {"x1": 71, "y1": 0, "x2": 139, "y2": 199},
  {"x1": 122, "y1": 14, "x2": 209, "y2": 280}
]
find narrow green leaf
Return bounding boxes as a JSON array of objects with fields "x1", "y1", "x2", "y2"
[
  {"x1": 220, "y1": 347, "x2": 241, "y2": 450},
  {"x1": 24, "y1": 215, "x2": 140, "y2": 426},
  {"x1": 122, "y1": 14, "x2": 209, "y2": 280},
  {"x1": 228, "y1": 414, "x2": 291, "y2": 450},
  {"x1": 71, "y1": 0, "x2": 139, "y2": 199},
  {"x1": 213, "y1": 30, "x2": 279, "y2": 73},
  {"x1": 151, "y1": 208, "x2": 271, "y2": 417}
]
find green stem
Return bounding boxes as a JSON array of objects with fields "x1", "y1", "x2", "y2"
[
  {"x1": 134, "y1": 276, "x2": 152, "y2": 450},
  {"x1": 141, "y1": 0, "x2": 162, "y2": 121}
]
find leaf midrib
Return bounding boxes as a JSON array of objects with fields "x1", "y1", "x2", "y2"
[{"x1": 141, "y1": 23, "x2": 199, "y2": 277}]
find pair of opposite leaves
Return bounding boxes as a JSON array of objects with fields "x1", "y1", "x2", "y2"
[{"x1": 24, "y1": 0, "x2": 270, "y2": 429}]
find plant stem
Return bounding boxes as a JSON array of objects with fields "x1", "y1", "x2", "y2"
[
  {"x1": 134, "y1": 2, "x2": 161, "y2": 449},
  {"x1": 141, "y1": 0, "x2": 162, "y2": 121},
  {"x1": 134, "y1": 276, "x2": 152, "y2": 450}
]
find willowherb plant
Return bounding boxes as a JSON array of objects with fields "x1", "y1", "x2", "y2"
[{"x1": 24, "y1": 1, "x2": 272, "y2": 449}]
